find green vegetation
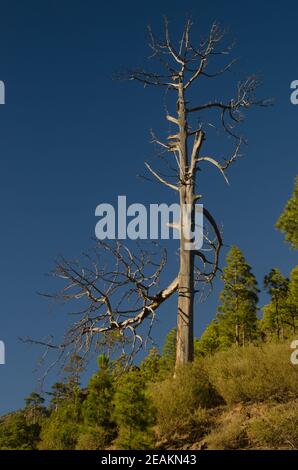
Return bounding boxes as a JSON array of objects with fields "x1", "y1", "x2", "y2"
[
  {"x1": 216, "y1": 246, "x2": 259, "y2": 348},
  {"x1": 113, "y1": 369, "x2": 155, "y2": 450},
  {"x1": 0, "y1": 412, "x2": 42, "y2": 450},
  {"x1": 1, "y1": 339, "x2": 297, "y2": 450},
  {"x1": 276, "y1": 176, "x2": 298, "y2": 249},
  {"x1": 248, "y1": 402, "x2": 298, "y2": 449},
  {"x1": 204, "y1": 343, "x2": 298, "y2": 404},
  {"x1": 151, "y1": 361, "x2": 221, "y2": 441},
  {"x1": 0, "y1": 177, "x2": 297, "y2": 450}
]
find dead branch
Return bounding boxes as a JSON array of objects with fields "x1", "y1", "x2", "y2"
[{"x1": 30, "y1": 241, "x2": 178, "y2": 363}]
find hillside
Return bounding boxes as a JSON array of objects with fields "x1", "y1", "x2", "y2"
[
  {"x1": 159, "y1": 400, "x2": 298, "y2": 450},
  {"x1": 1, "y1": 341, "x2": 297, "y2": 450}
]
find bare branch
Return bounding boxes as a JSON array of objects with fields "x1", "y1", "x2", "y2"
[
  {"x1": 194, "y1": 207, "x2": 223, "y2": 284},
  {"x1": 87, "y1": 275, "x2": 178, "y2": 333},
  {"x1": 196, "y1": 156, "x2": 230, "y2": 184},
  {"x1": 189, "y1": 130, "x2": 205, "y2": 176},
  {"x1": 164, "y1": 16, "x2": 186, "y2": 66},
  {"x1": 144, "y1": 161, "x2": 179, "y2": 191},
  {"x1": 30, "y1": 241, "x2": 178, "y2": 365}
]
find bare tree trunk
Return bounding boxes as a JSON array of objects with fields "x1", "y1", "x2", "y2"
[
  {"x1": 176, "y1": 191, "x2": 195, "y2": 366},
  {"x1": 175, "y1": 83, "x2": 195, "y2": 367}
]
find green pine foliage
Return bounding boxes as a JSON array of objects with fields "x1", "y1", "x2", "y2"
[
  {"x1": 39, "y1": 387, "x2": 83, "y2": 450},
  {"x1": 140, "y1": 347, "x2": 162, "y2": 383},
  {"x1": 79, "y1": 355, "x2": 116, "y2": 449},
  {"x1": 261, "y1": 267, "x2": 298, "y2": 339},
  {"x1": 82, "y1": 355, "x2": 115, "y2": 429},
  {"x1": 195, "y1": 320, "x2": 221, "y2": 356},
  {"x1": 112, "y1": 369, "x2": 155, "y2": 450},
  {"x1": 0, "y1": 412, "x2": 41, "y2": 450},
  {"x1": 159, "y1": 327, "x2": 177, "y2": 374},
  {"x1": 262, "y1": 268, "x2": 290, "y2": 340},
  {"x1": 286, "y1": 265, "x2": 298, "y2": 334},
  {"x1": 276, "y1": 175, "x2": 298, "y2": 249},
  {"x1": 216, "y1": 246, "x2": 259, "y2": 347}
]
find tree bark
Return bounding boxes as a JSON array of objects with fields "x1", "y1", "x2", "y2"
[{"x1": 175, "y1": 83, "x2": 195, "y2": 367}]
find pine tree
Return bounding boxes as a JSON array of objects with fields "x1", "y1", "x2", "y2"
[
  {"x1": 47, "y1": 354, "x2": 84, "y2": 412},
  {"x1": 82, "y1": 355, "x2": 114, "y2": 427},
  {"x1": 262, "y1": 265, "x2": 298, "y2": 339},
  {"x1": 39, "y1": 387, "x2": 83, "y2": 450},
  {"x1": 112, "y1": 369, "x2": 155, "y2": 450},
  {"x1": 195, "y1": 320, "x2": 221, "y2": 356},
  {"x1": 160, "y1": 328, "x2": 177, "y2": 374},
  {"x1": 284, "y1": 265, "x2": 298, "y2": 335},
  {"x1": 0, "y1": 412, "x2": 41, "y2": 450},
  {"x1": 79, "y1": 355, "x2": 116, "y2": 449},
  {"x1": 39, "y1": 355, "x2": 85, "y2": 450},
  {"x1": 140, "y1": 347, "x2": 162, "y2": 383},
  {"x1": 48, "y1": 382, "x2": 72, "y2": 409},
  {"x1": 63, "y1": 353, "x2": 84, "y2": 390},
  {"x1": 289, "y1": 265, "x2": 298, "y2": 305},
  {"x1": 262, "y1": 268, "x2": 289, "y2": 340},
  {"x1": 276, "y1": 175, "x2": 298, "y2": 249},
  {"x1": 217, "y1": 246, "x2": 259, "y2": 347},
  {"x1": 24, "y1": 392, "x2": 46, "y2": 424}
]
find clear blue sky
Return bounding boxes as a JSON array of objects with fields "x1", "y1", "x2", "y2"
[{"x1": 0, "y1": 0, "x2": 297, "y2": 414}]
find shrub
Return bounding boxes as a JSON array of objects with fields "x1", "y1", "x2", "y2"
[
  {"x1": 0, "y1": 412, "x2": 41, "y2": 450},
  {"x1": 204, "y1": 343, "x2": 298, "y2": 404},
  {"x1": 248, "y1": 402, "x2": 298, "y2": 449},
  {"x1": 151, "y1": 361, "x2": 221, "y2": 440},
  {"x1": 39, "y1": 414, "x2": 79, "y2": 450},
  {"x1": 205, "y1": 414, "x2": 247, "y2": 450},
  {"x1": 114, "y1": 428, "x2": 155, "y2": 450},
  {"x1": 76, "y1": 426, "x2": 112, "y2": 450},
  {"x1": 38, "y1": 398, "x2": 82, "y2": 450}
]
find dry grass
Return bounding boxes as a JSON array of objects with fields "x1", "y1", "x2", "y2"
[
  {"x1": 150, "y1": 342, "x2": 298, "y2": 449},
  {"x1": 248, "y1": 401, "x2": 298, "y2": 449},
  {"x1": 203, "y1": 343, "x2": 298, "y2": 405}
]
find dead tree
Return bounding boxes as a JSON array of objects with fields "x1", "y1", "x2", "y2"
[{"x1": 30, "y1": 18, "x2": 268, "y2": 371}]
